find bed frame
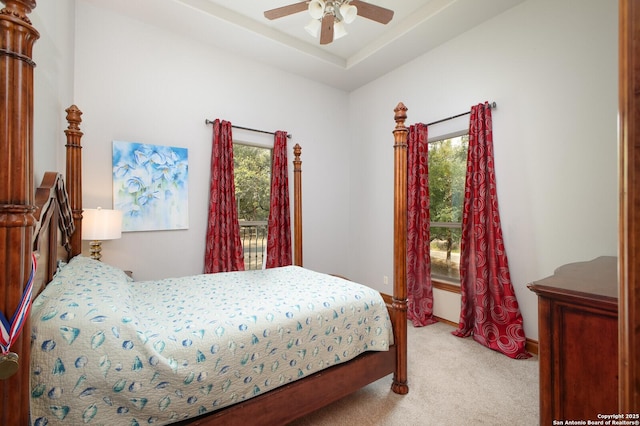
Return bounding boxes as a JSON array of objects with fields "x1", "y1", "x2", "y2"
[{"x1": 0, "y1": 1, "x2": 409, "y2": 424}]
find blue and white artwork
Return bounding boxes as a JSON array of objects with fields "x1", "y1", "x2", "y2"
[{"x1": 113, "y1": 140, "x2": 189, "y2": 232}]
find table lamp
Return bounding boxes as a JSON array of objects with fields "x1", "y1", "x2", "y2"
[{"x1": 82, "y1": 207, "x2": 122, "y2": 261}]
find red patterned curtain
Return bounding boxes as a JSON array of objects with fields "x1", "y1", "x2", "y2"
[
  {"x1": 204, "y1": 119, "x2": 245, "y2": 273},
  {"x1": 407, "y1": 123, "x2": 436, "y2": 326},
  {"x1": 266, "y1": 131, "x2": 292, "y2": 268},
  {"x1": 452, "y1": 102, "x2": 530, "y2": 359}
]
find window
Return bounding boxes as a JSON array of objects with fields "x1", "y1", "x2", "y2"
[
  {"x1": 429, "y1": 133, "x2": 468, "y2": 283},
  {"x1": 233, "y1": 143, "x2": 272, "y2": 270}
]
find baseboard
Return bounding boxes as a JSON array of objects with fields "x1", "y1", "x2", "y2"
[
  {"x1": 525, "y1": 338, "x2": 538, "y2": 356},
  {"x1": 381, "y1": 293, "x2": 539, "y2": 356},
  {"x1": 434, "y1": 316, "x2": 539, "y2": 356},
  {"x1": 433, "y1": 315, "x2": 457, "y2": 327}
]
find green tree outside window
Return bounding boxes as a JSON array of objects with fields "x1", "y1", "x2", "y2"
[{"x1": 429, "y1": 134, "x2": 468, "y2": 281}]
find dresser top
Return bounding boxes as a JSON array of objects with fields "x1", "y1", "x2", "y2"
[{"x1": 528, "y1": 256, "x2": 618, "y2": 304}]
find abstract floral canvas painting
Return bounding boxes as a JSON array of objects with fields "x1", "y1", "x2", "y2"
[{"x1": 113, "y1": 140, "x2": 189, "y2": 232}]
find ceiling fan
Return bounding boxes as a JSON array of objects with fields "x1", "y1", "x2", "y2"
[{"x1": 264, "y1": 1, "x2": 394, "y2": 45}]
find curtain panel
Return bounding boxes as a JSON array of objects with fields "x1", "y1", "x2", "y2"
[
  {"x1": 407, "y1": 123, "x2": 436, "y2": 326},
  {"x1": 266, "y1": 130, "x2": 292, "y2": 268},
  {"x1": 204, "y1": 119, "x2": 245, "y2": 273},
  {"x1": 452, "y1": 102, "x2": 530, "y2": 359}
]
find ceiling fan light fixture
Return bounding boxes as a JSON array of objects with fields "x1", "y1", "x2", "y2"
[
  {"x1": 304, "y1": 19, "x2": 321, "y2": 37},
  {"x1": 339, "y1": 4, "x2": 357, "y2": 24},
  {"x1": 308, "y1": 0, "x2": 325, "y2": 20},
  {"x1": 264, "y1": 0, "x2": 394, "y2": 45},
  {"x1": 334, "y1": 21, "x2": 348, "y2": 40}
]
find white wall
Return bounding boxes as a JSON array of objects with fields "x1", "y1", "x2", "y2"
[
  {"x1": 347, "y1": 0, "x2": 618, "y2": 340},
  {"x1": 32, "y1": 0, "x2": 76, "y2": 184},
  {"x1": 71, "y1": 1, "x2": 352, "y2": 281}
]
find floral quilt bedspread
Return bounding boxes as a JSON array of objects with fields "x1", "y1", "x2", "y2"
[{"x1": 29, "y1": 256, "x2": 392, "y2": 425}]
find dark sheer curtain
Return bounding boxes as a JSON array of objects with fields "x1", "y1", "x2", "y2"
[
  {"x1": 407, "y1": 123, "x2": 436, "y2": 326},
  {"x1": 266, "y1": 130, "x2": 292, "y2": 268},
  {"x1": 204, "y1": 119, "x2": 244, "y2": 273},
  {"x1": 452, "y1": 102, "x2": 530, "y2": 359}
]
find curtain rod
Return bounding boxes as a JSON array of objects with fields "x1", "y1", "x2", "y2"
[
  {"x1": 427, "y1": 101, "x2": 497, "y2": 127},
  {"x1": 205, "y1": 119, "x2": 292, "y2": 139}
]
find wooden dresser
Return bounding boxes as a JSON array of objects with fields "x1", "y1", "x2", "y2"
[{"x1": 528, "y1": 256, "x2": 618, "y2": 424}]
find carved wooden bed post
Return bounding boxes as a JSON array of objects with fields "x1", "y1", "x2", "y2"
[
  {"x1": 392, "y1": 102, "x2": 409, "y2": 394},
  {"x1": 0, "y1": 0, "x2": 39, "y2": 424},
  {"x1": 65, "y1": 105, "x2": 83, "y2": 257},
  {"x1": 293, "y1": 143, "x2": 303, "y2": 266}
]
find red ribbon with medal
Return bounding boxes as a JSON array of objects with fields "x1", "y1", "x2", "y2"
[{"x1": 0, "y1": 254, "x2": 36, "y2": 380}]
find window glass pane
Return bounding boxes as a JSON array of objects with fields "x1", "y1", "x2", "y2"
[
  {"x1": 428, "y1": 135, "x2": 468, "y2": 282},
  {"x1": 233, "y1": 144, "x2": 271, "y2": 270},
  {"x1": 430, "y1": 226, "x2": 461, "y2": 281},
  {"x1": 233, "y1": 144, "x2": 271, "y2": 221},
  {"x1": 428, "y1": 135, "x2": 468, "y2": 223}
]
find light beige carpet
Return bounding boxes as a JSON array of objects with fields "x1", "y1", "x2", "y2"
[{"x1": 289, "y1": 321, "x2": 539, "y2": 425}]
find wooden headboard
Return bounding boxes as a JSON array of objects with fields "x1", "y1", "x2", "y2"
[
  {"x1": 32, "y1": 172, "x2": 74, "y2": 296},
  {"x1": 31, "y1": 105, "x2": 84, "y2": 296}
]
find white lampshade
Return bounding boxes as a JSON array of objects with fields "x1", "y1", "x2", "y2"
[
  {"x1": 83, "y1": 208, "x2": 122, "y2": 241},
  {"x1": 308, "y1": 0, "x2": 325, "y2": 20},
  {"x1": 305, "y1": 19, "x2": 321, "y2": 37},
  {"x1": 340, "y1": 4, "x2": 357, "y2": 24},
  {"x1": 334, "y1": 21, "x2": 348, "y2": 40}
]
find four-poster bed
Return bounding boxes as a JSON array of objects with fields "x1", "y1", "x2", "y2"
[{"x1": 0, "y1": 1, "x2": 410, "y2": 424}]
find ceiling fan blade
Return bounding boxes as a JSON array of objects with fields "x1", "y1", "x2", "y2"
[
  {"x1": 350, "y1": 1, "x2": 394, "y2": 24},
  {"x1": 319, "y1": 14, "x2": 334, "y2": 45},
  {"x1": 264, "y1": 2, "x2": 308, "y2": 20}
]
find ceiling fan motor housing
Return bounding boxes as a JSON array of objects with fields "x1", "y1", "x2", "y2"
[{"x1": 309, "y1": 1, "x2": 357, "y2": 22}]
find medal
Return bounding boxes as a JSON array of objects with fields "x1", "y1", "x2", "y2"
[
  {"x1": 0, "y1": 352, "x2": 19, "y2": 380},
  {"x1": 0, "y1": 253, "x2": 35, "y2": 381}
]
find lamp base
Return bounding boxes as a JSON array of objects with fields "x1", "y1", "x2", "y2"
[{"x1": 89, "y1": 240, "x2": 103, "y2": 261}]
